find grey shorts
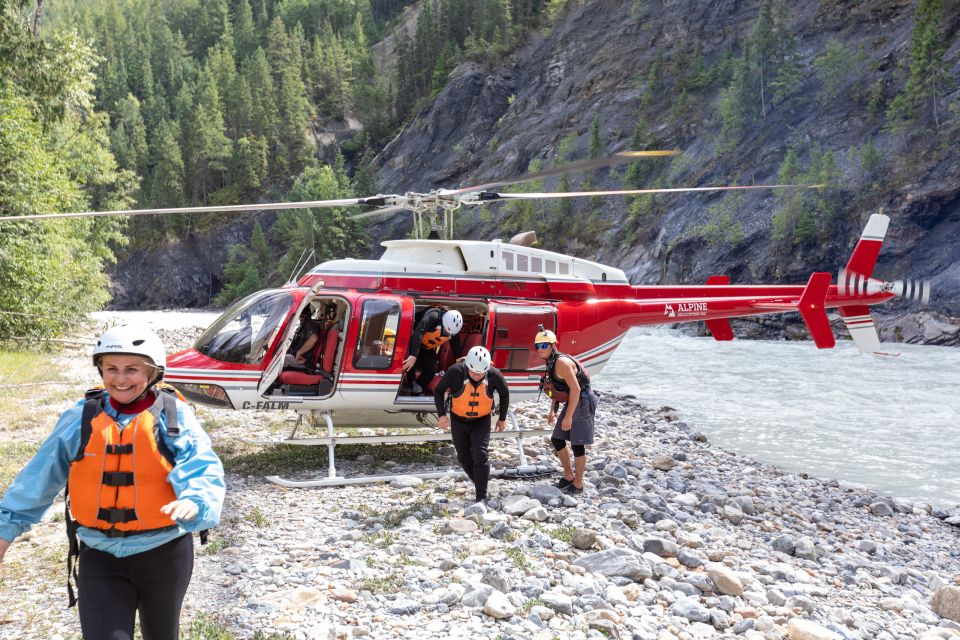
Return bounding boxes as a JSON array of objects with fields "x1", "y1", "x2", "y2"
[{"x1": 553, "y1": 389, "x2": 598, "y2": 446}]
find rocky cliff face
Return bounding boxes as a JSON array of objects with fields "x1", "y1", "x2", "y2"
[{"x1": 110, "y1": 0, "x2": 960, "y2": 345}]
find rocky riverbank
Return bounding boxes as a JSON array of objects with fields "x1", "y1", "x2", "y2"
[{"x1": 2, "y1": 323, "x2": 960, "y2": 640}]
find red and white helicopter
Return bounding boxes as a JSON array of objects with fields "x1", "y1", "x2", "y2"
[{"x1": 4, "y1": 151, "x2": 929, "y2": 485}]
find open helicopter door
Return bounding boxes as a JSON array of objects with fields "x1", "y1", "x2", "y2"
[
  {"x1": 488, "y1": 300, "x2": 558, "y2": 402},
  {"x1": 256, "y1": 283, "x2": 325, "y2": 397}
]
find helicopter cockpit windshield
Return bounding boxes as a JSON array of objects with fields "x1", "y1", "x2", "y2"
[{"x1": 195, "y1": 290, "x2": 293, "y2": 364}]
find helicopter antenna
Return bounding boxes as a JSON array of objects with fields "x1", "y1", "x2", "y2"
[{"x1": 285, "y1": 248, "x2": 313, "y2": 286}]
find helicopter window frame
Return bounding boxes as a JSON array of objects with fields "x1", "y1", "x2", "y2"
[
  {"x1": 503, "y1": 251, "x2": 514, "y2": 271},
  {"x1": 531, "y1": 256, "x2": 542, "y2": 272},
  {"x1": 545, "y1": 259, "x2": 557, "y2": 274},
  {"x1": 517, "y1": 254, "x2": 529, "y2": 271},
  {"x1": 194, "y1": 290, "x2": 294, "y2": 365},
  {"x1": 353, "y1": 299, "x2": 401, "y2": 370},
  {"x1": 559, "y1": 262, "x2": 570, "y2": 275}
]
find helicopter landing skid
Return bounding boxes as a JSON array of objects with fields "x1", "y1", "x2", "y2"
[{"x1": 263, "y1": 410, "x2": 557, "y2": 488}]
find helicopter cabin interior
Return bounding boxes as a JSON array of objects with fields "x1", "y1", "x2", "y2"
[
  {"x1": 268, "y1": 296, "x2": 349, "y2": 398},
  {"x1": 263, "y1": 294, "x2": 556, "y2": 402},
  {"x1": 396, "y1": 299, "x2": 489, "y2": 401}
]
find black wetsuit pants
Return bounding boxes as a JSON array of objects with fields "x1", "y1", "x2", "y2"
[
  {"x1": 78, "y1": 534, "x2": 194, "y2": 640},
  {"x1": 415, "y1": 348, "x2": 440, "y2": 390},
  {"x1": 451, "y1": 414, "x2": 491, "y2": 502}
]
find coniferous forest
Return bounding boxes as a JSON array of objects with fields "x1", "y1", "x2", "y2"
[{"x1": 0, "y1": 0, "x2": 553, "y2": 338}]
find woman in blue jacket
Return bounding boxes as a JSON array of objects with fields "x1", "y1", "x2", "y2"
[{"x1": 0, "y1": 324, "x2": 225, "y2": 640}]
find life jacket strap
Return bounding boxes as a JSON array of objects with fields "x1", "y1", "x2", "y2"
[
  {"x1": 105, "y1": 443, "x2": 134, "y2": 454},
  {"x1": 97, "y1": 507, "x2": 138, "y2": 524},
  {"x1": 101, "y1": 471, "x2": 135, "y2": 487},
  {"x1": 101, "y1": 524, "x2": 178, "y2": 539}
]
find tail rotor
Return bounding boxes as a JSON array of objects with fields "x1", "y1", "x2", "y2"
[{"x1": 838, "y1": 269, "x2": 932, "y2": 305}]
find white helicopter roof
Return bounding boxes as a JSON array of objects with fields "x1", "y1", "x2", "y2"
[{"x1": 306, "y1": 239, "x2": 628, "y2": 285}]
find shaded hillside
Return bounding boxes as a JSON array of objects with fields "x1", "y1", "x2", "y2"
[
  {"x1": 366, "y1": 0, "x2": 960, "y2": 340},
  {"x1": 108, "y1": 0, "x2": 960, "y2": 344}
]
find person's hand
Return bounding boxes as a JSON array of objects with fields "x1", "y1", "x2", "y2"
[
  {"x1": 160, "y1": 499, "x2": 199, "y2": 522},
  {"x1": 437, "y1": 415, "x2": 450, "y2": 432},
  {"x1": 0, "y1": 538, "x2": 11, "y2": 563},
  {"x1": 402, "y1": 355, "x2": 416, "y2": 372},
  {"x1": 546, "y1": 410, "x2": 555, "y2": 426},
  {"x1": 495, "y1": 420, "x2": 507, "y2": 432},
  {"x1": 295, "y1": 353, "x2": 305, "y2": 364},
  {"x1": 561, "y1": 415, "x2": 573, "y2": 432}
]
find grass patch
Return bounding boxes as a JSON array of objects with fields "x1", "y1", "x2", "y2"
[
  {"x1": 381, "y1": 498, "x2": 437, "y2": 528},
  {"x1": 243, "y1": 506, "x2": 269, "y2": 527},
  {"x1": 0, "y1": 442, "x2": 41, "y2": 493},
  {"x1": 0, "y1": 350, "x2": 68, "y2": 385},
  {"x1": 359, "y1": 572, "x2": 404, "y2": 594},
  {"x1": 549, "y1": 525, "x2": 576, "y2": 544},
  {"x1": 504, "y1": 546, "x2": 530, "y2": 571},
  {"x1": 199, "y1": 533, "x2": 237, "y2": 556},
  {"x1": 363, "y1": 530, "x2": 396, "y2": 547},
  {"x1": 184, "y1": 612, "x2": 296, "y2": 640},
  {"x1": 519, "y1": 597, "x2": 545, "y2": 613},
  {"x1": 217, "y1": 441, "x2": 444, "y2": 475}
]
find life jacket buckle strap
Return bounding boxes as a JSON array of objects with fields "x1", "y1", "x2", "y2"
[
  {"x1": 102, "y1": 471, "x2": 135, "y2": 486},
  {"x1": 105, "y1": 443, "x2": 134, "y2": 454},
  {"x1": 97, "y1": 507, "x2": 138, "y2": 524}
]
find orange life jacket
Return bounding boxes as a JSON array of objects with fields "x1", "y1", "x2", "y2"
[
  {"x1": 449, "y1": 374, "x2": 495, "y2": 419},
  {"x1": 67, "y1": 387, "x2": 181, "y2": 534},
  {"x1": 421, "y1": 327, "x2": 450, "y2": 350}
]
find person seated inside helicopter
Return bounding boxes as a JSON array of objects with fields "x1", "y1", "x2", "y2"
[
  {"x1": 402, "y1": 308, "x2": 463, "y2": 395},
  {"x1": 282, "y1": 306, "x2": 321, "y2": 370},
  {"x1": 380, "y1": 327, "x2": 396, "y2": 356},
  {"x1": 364, "y1": 327, "x2": 397, "y2": 358}
]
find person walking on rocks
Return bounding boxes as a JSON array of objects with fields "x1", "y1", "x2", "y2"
[
  {"x1": 0, "y1": 324, "x2": 225, "y2": 640},
  {"x1": 434, "y1": 346, "x2": 509, "y2": 503},
  {"x1": 535, "y1": 327, "x2": 598, "y2": 494}
]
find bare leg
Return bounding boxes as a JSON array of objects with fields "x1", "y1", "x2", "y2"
[
  {"x1": 555, "y1": 447, "x2": 574, "y2": 481},
  {"x1": 573, "y1": 454, "x2": 587, "y2": 489}
]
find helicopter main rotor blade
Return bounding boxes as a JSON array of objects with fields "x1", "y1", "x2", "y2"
[
  {"x1": 0, "y1": 197, "x2": 394, "y2": 222},
  {"x1": 471, "y1": 183, "x2": 825, "y2": 202},
  {"x1": 350, "y1": 204, "x2": 413, "y2": 220},
  {"x1": 442, "y1": 150, "x2": 680, "y2": 196}
]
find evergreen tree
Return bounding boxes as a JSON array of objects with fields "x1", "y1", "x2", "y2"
[
  {"x1": 234, "y1": 0, "x2": 258, "y2": 62},
  {"x1": 270, "y1": 162, "x2": 367, "y2": 280},
  {"x1": 148, "y1": 118, "x2": 186, "y2": 208},
  {"x1": 111, "y1": 93, "x2": 149, "y2": 178},
  {"x1": 216, "y1": 221, "x2": 272, "y2": 305},
  {"x1": 189, "y1": 68, "x2": 231, "y2": 201},
  {"x1": 887, "y1": 0, "x2": 949, "y2": 130}
]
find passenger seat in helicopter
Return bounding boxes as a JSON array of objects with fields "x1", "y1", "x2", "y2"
[{"x1": 277, "y1": 325, "x2": 339, "y2": 394}]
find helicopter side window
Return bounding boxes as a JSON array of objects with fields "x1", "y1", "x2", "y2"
[
  {"x1": 354, "y1": 299, "x2": 401, "y2": 370},
  {"x1": 503, "y1": 251, "x2": 514, "y2": 271},
  {"x1": 195, "y1": 290, "x2": 294, "y2": 365},
  {"x1": 517, "y1": 254, "x2": 528, "y2": 271}
]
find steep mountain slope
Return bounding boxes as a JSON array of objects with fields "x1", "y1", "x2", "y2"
[
  {"x1": 366, "y1": 0, "x2": 959, "y2": 341},
  {"x1": 112, "y1": 0, "x2": 960, "y2": 344}
]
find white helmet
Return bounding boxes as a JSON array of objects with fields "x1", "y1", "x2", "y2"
[
  {"x1": 464, "y1": 346, "x2": 491, "y2": 374},
  {"x1": 442, "y1": 310, "x2": 463, "y2": 335},
  {"x1": 93, "y1": 325, "x2": 166, "y2": 381}
]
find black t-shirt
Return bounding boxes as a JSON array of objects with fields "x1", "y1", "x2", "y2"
[
  {"x1": 434, "y1": 361, "x2": 510, "y2": 421},
  {"x1": 291, "y1": 318, "x2": 321, "y2": 354}
]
